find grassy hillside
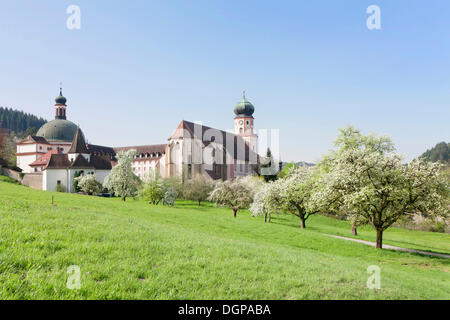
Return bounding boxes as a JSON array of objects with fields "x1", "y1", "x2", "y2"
[{"x1": 0, "y1": 178, "x2": 449, "y2": 299}]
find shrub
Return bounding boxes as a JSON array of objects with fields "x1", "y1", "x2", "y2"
[
  {"x1": 162, "y1": 187, "x2": 177, "y2": 206},
  {"x1": 56, "y1": 183, "x2": 65, "y2": 193},
  {"x1": 73, "y1": 171, "x2": 82, "y2": 193},
  {"x1": 140, "y1": 179, "x2": 174, "y2": 205},
  {"x1": 164, "y1": 177, "x2": 183, "y2": 199},
  {"x1": 182, "y1": 175, "x2": 214, "y2": 205},
  {"x1": 75, "y1": 174, "x2": 102, "y2": 195}
]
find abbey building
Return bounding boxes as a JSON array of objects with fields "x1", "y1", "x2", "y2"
[{"x1": 16, "y1": 89, "x2": 259, "y2": 192}]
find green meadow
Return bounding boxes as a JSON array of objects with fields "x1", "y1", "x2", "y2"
[{"x1": 0, "y1": 176, "x2": 449, "y2": 299}]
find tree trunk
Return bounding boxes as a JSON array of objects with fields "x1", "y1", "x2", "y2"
[
  {"x1": 299, "y1": 215, "x2": 306, "y2": 229},
  {"x1": 376, "y1": 229, "x2": 383, "y2": 249},
  {"x1": 233, "y1": 209, "x2": 237, "y2": 218},
  {"x1": 351, "y1": 224, "x2": 357, "y2": 235},
  {"x1": 268, "y1": 214, "x2": 271, "y2": 223},
  {"x1": 198, "y1": 200, "x2": 201, "y2": 206},
  {"x1": 264, "y1": 213, "x2": 267, "y2": 223}
]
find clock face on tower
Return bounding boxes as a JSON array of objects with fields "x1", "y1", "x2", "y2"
[{"x1": 239, "y1": 120, "x2": 243, "y2": 125}]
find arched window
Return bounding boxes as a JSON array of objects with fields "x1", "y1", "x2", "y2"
[{"x1": 170, "y1": 143, "x2": 180, "y2": 163}]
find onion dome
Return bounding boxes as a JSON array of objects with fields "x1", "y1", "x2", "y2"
[
  {"x1": 234, "y1": 91, "x2": 255, "y2": 117},
  {"x1": 55, "y1": 88, "x2": 67, "y2": 105}
]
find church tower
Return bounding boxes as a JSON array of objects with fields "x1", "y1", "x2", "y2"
[
  {"x1": 54, "y1": 87, "x2": 67, "y2": 120},
  {"x1": 234, "y1": 91, "x2": 258, "y2": 153}
]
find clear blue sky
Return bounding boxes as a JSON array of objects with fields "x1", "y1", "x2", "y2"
[{"x1": 1, "y1": 0, "x2": 449, "y2": 162}]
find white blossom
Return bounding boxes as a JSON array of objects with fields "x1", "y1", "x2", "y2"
[
  {"x1": 103, "y1": 149, "x2": 140, "y2": 201},
  {"x1": 208, "y1": 178, "x2": 253, "y2": 217},
  {"x1": 75, "y1": 173, "x2": 102, "y2": 195}
]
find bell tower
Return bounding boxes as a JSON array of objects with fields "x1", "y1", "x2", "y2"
[
  {"x1": 234, "y1": 91, "x2": 258, "y2": 153},
  {"x1": 54, "y1": 85, "x2": 67, "y2": 120}
]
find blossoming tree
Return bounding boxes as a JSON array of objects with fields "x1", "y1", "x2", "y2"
[
  {"x1": 252, "y1": 166, "x2": 320, "y2": 228},
  {"x1": 250, "y1": 181, "x2": 282, "y2": 223},
  {"x1": 208, "y1": 178, "x2": 253, "y2": 218},
  {"x1": 315, "y1": 126, "x2": 396, "y2": 235},
  {"x1": 277, "y1": 166, "x2": 321, "y2": 228},
  {"x1": 318, "y1": 127, "x2": 449, "y2": 248},
  {"x1": 103, "y1": 149, "x2": 140, "y2": 201}
]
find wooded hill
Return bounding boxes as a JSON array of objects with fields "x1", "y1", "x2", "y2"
[
  {"x1": 0, "y1": 107, "x2": 47, "y2": 137},
  {"x1": 420, "y1": 142, "x2": 449, "y2": 164}
]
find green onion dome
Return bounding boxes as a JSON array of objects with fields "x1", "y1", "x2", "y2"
[
  {"x1": 234, "y1": 91, "x2": 255, "y2": 117},
  {"x1": 55, "y1": 88, "x2": 67, "y2": 105}
]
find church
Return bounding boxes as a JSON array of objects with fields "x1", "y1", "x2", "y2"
[
  {"x1": 16, "y1": 89, "x2": 115, "y2": 192},
  {"x1": 116, "y1": 91, "x2": 259, "y2": 181},
  {"x1": 16, "y1": 89, "x2": 259, "y2": 192}
]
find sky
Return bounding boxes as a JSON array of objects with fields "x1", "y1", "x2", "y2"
[{"x1": 0, "y1": 0, "x2": 449, "y2": 163}]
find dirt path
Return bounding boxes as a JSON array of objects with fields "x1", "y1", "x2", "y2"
[{"x1": 324, "y1": 234, "x2": 450, "y2": 259}]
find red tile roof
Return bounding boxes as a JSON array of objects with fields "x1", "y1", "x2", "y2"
[
  {"x1": 29, "y1": 150, "x2": 60, "y2": 167},
  {"x1": 44, "y1": 154, "x2": 72, "y2": 169},
  {"x1": 44, "y1": 153, "x2": 112, "y2": 170},
  {"x1": 70, "y1": 154, "x2": 95, "y2": 169}
]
